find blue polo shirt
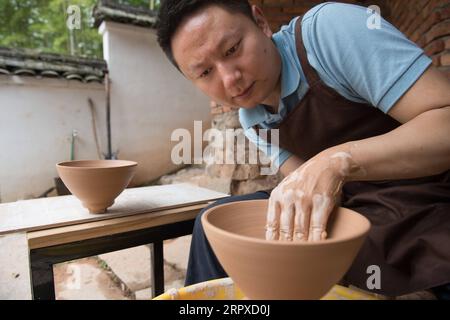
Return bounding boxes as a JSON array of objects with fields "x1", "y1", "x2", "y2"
[{"x1": 239, "y1": 2, "x2": 432, "y2": 168}]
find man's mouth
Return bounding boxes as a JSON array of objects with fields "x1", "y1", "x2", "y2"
[{"x1": 234, "y1": 82, "x2": 255, "y2": 100}]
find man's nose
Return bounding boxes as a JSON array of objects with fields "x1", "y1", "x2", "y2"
[{"x1": 218, "y1": 63, "x2": 243, "y2": 95}]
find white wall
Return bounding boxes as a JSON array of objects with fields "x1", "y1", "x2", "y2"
[
  {"x1": 0, "y1": 76, "x2": 107, "y2": 202},
  {"x1": 100, "y1": 21, "x2": 211, "y2": 187},
  {"x1": 0, "y1": 21, "x2": 211, "y2": 203}
]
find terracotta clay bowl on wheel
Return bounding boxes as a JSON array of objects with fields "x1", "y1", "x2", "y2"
[
  {"x1": 202, "y1": 199, "x2": 371, "y2": 300},
  {"x1": 56, "y1": 160, "x2": 137, "y2": 214}
]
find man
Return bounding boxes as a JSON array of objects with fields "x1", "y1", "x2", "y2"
[{"x1": 157, "y1": 0, "x2": 450, "y2": 298}]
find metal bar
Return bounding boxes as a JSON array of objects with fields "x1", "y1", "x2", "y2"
[
  {"x1": 151, "y1": 241, "x2": 164, "y2": 298},
  {"x1": 30, "y1": 258, "x2": 55, "y2": 300},
  {"x1": 29, "y1": 219, "x2": 195, "y2": 300}
]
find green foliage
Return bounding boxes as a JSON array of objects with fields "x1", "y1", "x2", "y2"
[
  {"x1": 0, "y1": 0, "x2": 102, "y2": 58},
  {"x1": 0, "y1": 0, "x2": 161, "y2": 59}
]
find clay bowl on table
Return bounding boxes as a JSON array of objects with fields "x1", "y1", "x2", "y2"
[
  {"x1": 202, "y1": 200, "x2": 371, "y2": 300},
  {"x1": 56, "y1": 160, "x2": 137, "y2": 214}
]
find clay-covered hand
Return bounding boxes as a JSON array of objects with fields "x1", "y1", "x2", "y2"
[{"x1": 265, "y1": 151, "x2": 364, "y2": 242}]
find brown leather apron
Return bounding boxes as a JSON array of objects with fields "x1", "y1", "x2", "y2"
[{"x1": 255, "y1": 19, "x2": 450, "y2": 296}]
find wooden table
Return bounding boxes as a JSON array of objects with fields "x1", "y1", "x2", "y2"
[{"x1": 0, "y1": 183, "x2": 229, "y2": 300}]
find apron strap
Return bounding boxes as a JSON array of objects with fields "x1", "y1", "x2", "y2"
[{"x1": 294, "y1": 17, "x2": 322, "y2": 88}]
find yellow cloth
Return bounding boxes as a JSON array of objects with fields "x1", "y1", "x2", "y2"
[{"x1": 153, "y1": 277, "x2": 380, "y2": 300}]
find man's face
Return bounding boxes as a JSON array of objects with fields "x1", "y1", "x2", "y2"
[{"x1": 171, "y1": 5, "x2": 281, "y2": 109}]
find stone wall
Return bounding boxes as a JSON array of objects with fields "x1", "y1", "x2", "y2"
[{"x1": 205, "y1": 107, "x2": 282, "y2": 195}]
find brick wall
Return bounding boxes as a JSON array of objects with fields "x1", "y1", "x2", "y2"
[{"x1": 379, "y1": 0, "x2": 450, "y2": 79}]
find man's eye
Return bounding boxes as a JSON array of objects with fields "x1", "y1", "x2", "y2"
[
  {"x1": 226, "y1": 40, "x2": 241, "y2": 57},
  {"x1": 199, "y1": 68, "x2": 212, "y2": 78}
]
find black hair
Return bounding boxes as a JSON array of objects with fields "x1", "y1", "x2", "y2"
[{"x1": 156, "y1": 0, "x2": 254, "y2": 70}]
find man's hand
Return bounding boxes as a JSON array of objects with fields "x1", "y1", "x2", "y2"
[{"x1": 266, "y1": 150, "x2": 365, "y2": 242}]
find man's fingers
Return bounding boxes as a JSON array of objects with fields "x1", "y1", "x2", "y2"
[
  {"x1": 279, "y1": 190, "x2": 295, "y2": 241},
  {"x1": 293, "y1": 191, "x2": 311, "y2": 241},
  {"x1": 308, "y1": 194, "x2": 332, "y2": 241},
  {"x1": 266, "y1": 195, "x2": 281, "y2": 240},
  {"x1": 280, "y1": 202, "x2": 295, "y2": 241}
]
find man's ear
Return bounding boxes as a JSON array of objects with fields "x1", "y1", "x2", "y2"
[{"x1": 251, "y1": 5, "x2": 273, "y2": 37}]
